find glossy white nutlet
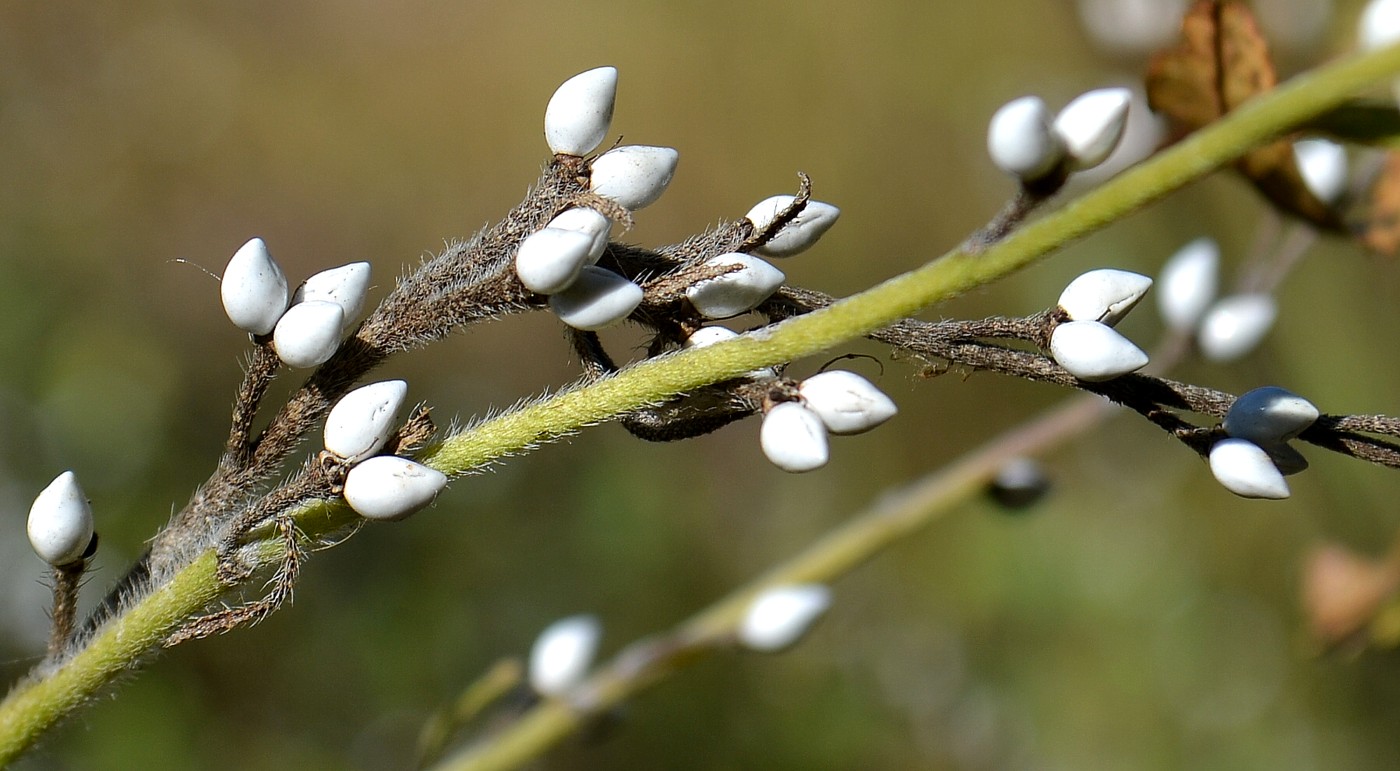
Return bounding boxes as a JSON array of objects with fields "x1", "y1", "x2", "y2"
[
  {"x1": 1048, "y1": 320, "x2": 1149, "y2": 381},
  {"x1": 515, "y1": 227, "x2": 598, "y2": 295},
  {"x1": 548, "y1": 266, "x2": 643, "y2": 330},
  {"x1": 989, "y1": 456, "x2": 1052, "y2": 509},
  {"x1": 292, "y1": 262, "x2": 371, "y2": 330},
  {"x1": 272, "y1": 300, "x2": 345, "y2": 368},
  {"x1": 1293, "y1": 139, "x2": 1348, "y2": 204},
  {"x1": 760, "y1": 402, "x2": 830, "y2": 473},
  {"x1": 1197, "y1": 294, "x2": 1276, "y2": 362},
  {"x1": 1056, "y1": 268, "x2": 1152, "y2": 326},
  {"x1": 1076, "y1": 0, "x2": 1185, "y2": 54},
  {"x1": 343, "y1": 456, "x2": 448, "y2": 521},
  {"x1": 544, "y1": 66, "x2": 618, "y2": 157},
  {"x1": 738, "y1": 584, "x2": 833, "y2": 652},
  {"x1": 685, "y1": 253, "x2": 785, "y2": 319},
  {"x1": 1157, "y1": 237, "x2": 1219, "y2": 331},
  {"x1": 588, "y1": 145, "x2": 679, "y2": 210},
  {"x1": 1360, "y1": 0, "x2": 1400, "y2": 50},
  {"x1": 1208, "y1": 438, "x2": 1290, "y2": 500},
  {"x1": 528, "y1": 614, "x2": 603, "y2": 696},
  {"x1": 546, "y1": 207, "x2": 611, "y2": 263},
  {"x1": 743, "y1": 196, "x2": 842, "y2": 258},
  {"x1": 1224, "y1": 386, "x2": 1319, "y2": 445},
  {"x1": 1053, "y1": 87, "x2": 1132, "y2": 170},
  {"x1": 27, "y1": 471, "x2": 95, "y2": 566},
  {"x1": 683, "y1": 325, "x2": 739, "y2": 348},
  {"x1": 221, "y1": 237, "x2": 289, "y2": 335},
  {"x1": 987, "y1": 95, "x2": 1065, "y2": 181},
  {"x1": 797, "y1": 370, "x2": 898, "y2": 435},
  {"x1": 324, "y1": 380, "x2": 409, "y2": 464}
]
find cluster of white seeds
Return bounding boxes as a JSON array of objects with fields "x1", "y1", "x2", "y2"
[
  {"x1": 1154, "y1": 238, "x2": 1276, "y2": 362},
  {"x1": 221, "y1": 237, "x2": 371, "y2": 368},
  {"x1": 759, "y1": 371, "x2": 898, "y2": 473},
  {"x1": 27, "y1": 471, "x2": 96, "y2": 567},
  {"x1": 325, "y1": 380, "x2": 447, "y2": 521},
  {"x1": 987, "y1": 87, "x2": 1132, "y2": 183},
  {"x1": 527, "y1": 614, "x2": 603, "y2": 697},
  {"x1": 1048, "y1": 268, "x2": 1152, "y2": 381},
  {"x1": 1209, "y1": 386, "x2": 1320, "y2": 499}
]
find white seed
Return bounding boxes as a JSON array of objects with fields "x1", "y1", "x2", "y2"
[
  {"x1": 515, "y1": 227, "x2": 598, "y2": 295},
  {"x1": 588, "y1": 145, "x2": 679, "y2": 210},
  {"x1": 292, "y1": 262, "x2": 371, "y2": 330},
  {"x1": 343, "y1": 456, "x2": 448, "y2": 521},
  {"x1": 546, "y1": 207, "x2": 611, "y2": 263},
  {"x1": 272, "y1": 300, "x2": 345, "y2": 368},
  {"x1": 1264, "y1": 442, "x2": 1309, "y2": 476},
  {"x1": 989, "y1": 456, "x2": 1052, "y2": 509},
  {"x1": 324, "y1": 380, "x2": 409, "y2": 464},
  {"x1": 548, "y1": 266, "x2": 643, "y2": 330},
  {"x1": 27, "y1": 471, "x2": 95, "y2": 566},
  {"x1": 684, "y1": 253, "x2": 785, "y2": 319},
  {"x1": 1048, "y1": 320, "x2": 1150, "y2": 381},
  {"x1": 987, "y1": 95, "x2": 1066, "y2": 180},
  {"x1": 798, "y1": 370, "x2": 898, "y2": 435},
  {"x1": 221, "y1": 237, "x2": 289, "y2": 335},
  {"x1": 1197, "y1": 294, "x2": 1276, "y2": 362},
  {"x1": 1209, "y1": 438, "x2": 1290, "y2": 500},
  {"x1": 1224, "y1": 386, "x2": 1319, "y2": 444},
  {"x1": 1360, "y1": 0, "x2": 1400, "y2": 50},
  {"x1": 1056, "y1": 268, "x2": 1152, "y2": 326},
  {"x1": 528, "y1": 614, "x2": 603, "y2": 696},
  {"x1": 1075, "y1": 0, "x2": 1185, "y2": 54},
  {"x1": 683, "y1": 325, "x2": 739, "y2": 347},
  {"x1": 738, "y1": 584, "x2": 832, "y2": 652},
  {"x1": 743, "y1": 196, "x2": 842, "y2": 258},
  {"x1": 760, "y1": 402, "x2": 830, "y2": 473},
  {"x1": 1293, "y1": 138, "x2": 1348, "y2": 204},
  {"x1": 1157, "y1": 237, "x2": 1219, "y2": 331},
  {"x1": 1053, "y1": 87, "x2": 1132, "y2": 170},
  {"x1": 544, "y1": 66, "x2": 618, "y2": 157}
]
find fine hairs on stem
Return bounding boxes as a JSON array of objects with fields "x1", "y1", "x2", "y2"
[{"x1": 5, "y1": 7, "x2": 1400, "y2": 769}]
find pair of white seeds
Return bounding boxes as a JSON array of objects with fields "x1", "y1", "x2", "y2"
[
  {"x1": 525, "y1": 67, "x2": 839, "y2": 330},
  {"x1": 1048, "y1": 268, "x2": 1154, "y2": 381},
  {"x1": 759, "y1": 371, "x2": 899, "y2": 473},
  {"x1": 526, "y1": 583, "x2": 832, "y2": 696},
  {"x1": 987, "y1": 87, "x2": 1132, "y2": 182},
  {"x1": 1156, "y1": 238, "x2": 1277, "y2": 362},
  {"x1": 324, "y1": 380, "x2": 447, "y2": 521},
  {"x1": 221, "y1": 237, "x2": 370, "y2": 368},
  {"x1": 1209, "y1": 387, "x2": 1319, "y2": 500}
]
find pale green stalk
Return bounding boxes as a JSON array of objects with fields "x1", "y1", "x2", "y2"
[{"x1": 2, "y1": 41, "x2": 1398, "y2": 768}]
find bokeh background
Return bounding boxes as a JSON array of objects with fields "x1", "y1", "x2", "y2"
[{"x1": 4, "y1": 1, "x2": 1400, "y2": 768}]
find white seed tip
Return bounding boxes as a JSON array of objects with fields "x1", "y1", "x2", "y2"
[
  {"x1": 272, "y1": 300, "x2": 346, "y2": 368},
  {"x1": 744, "y1": 196, "x2": 842, "y2": 258},
  {"x1": 343, "y1": 456, "x2": 448, "y2": 521},
  {"x1": 588, "y1": 145, "x2": 679, "y2": 210},
  {"x1": 221, "y1": 237, "x2": 290, "y2": 335},
  {"x1": 987, "y1": 95, "x2": 1065, "y2": 180},
  {"x1": 685, "y1": 253, "x2": 785, "y2": 319},
  {"x1": 515, "y1": 227, "x2": 598, "y2": 295},
  {"x1": 292, "y1": 262, "x2": 371, "y2": 330},
  {"x1": 1048, "y1": 320, "x2": 1149, "y2": 381},
  {"x1": 546, "y1": 207, "x2": 611, "y2": 263},
  {"x1": 1197, "y1": 294, "x2": 1277, "y2": 362},
  {"x1": 528, "y1": 614, "x2": 603, "y2": 696},
  {"x1": 1293, "y1": 138, "x2": 1348, "y2": 204},
  {"x1": 1056, "y1": 268, "x2": 1152, "y2": 326},
  {"x1": 27, "y1": 471, "x2": 95, "y2": 566},
  {"x1": 548, "y1": 266, "x2": 643, "y2": 330},
  {"x1": 798, "y1": 370, "x2": 898, "y2": 435},
  {"x1": 1209, "y1": 438, "x2": 1291, "y2": 500},
  {"x1": 738, "y1": 584, "x2": 832, "y2": 652},
  {"x1": 1224, "y1": 386, "x2": 1319, "y2": 445},
  {"x1": 545, "y1": 66, "x2": 618, "y2": 157},
  {"x1": 1157, "y1": 237, "x2": 1219, "y2": 331},
  {"x1": 324, "y1": 380, "x2": 410, "y2": 464},
  {"x1": 1053, "y1": 87, "x2": 1132, "y2": 170},
  {"x1": 760, "y1": 402, "x2": 830, "y2": 473},
  {"x1": 683, "y1": 325, "x2": 740, "y2": 348},
  {"x1": 1360, "y1": 0, "x2": 1400, "y2": 50}
]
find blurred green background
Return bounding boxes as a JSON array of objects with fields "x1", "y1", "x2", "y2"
[{"x1": 4, "y1": 1, "x2": 1400, "y2": 768}]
